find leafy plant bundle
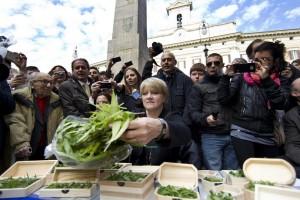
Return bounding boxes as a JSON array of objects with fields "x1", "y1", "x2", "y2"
[
  {"x1": 204, "y1": 176, "x2": 224, "y2": 182},
  {"x1": 229, "y1": 170, "x2": 245, "y2": 177},
  {"x1": 247, "y1": 180, "x2": 274, "y2": 191},
  {"x1": 46, "y1": 182, "x2": 92, "y2": 189},
  {"x1": 0, "y1": 177, "x2": 39, "y2": 189},
  {"x1": 105, "y1": 171, "x2": 147, "y2": 182},
  {"x1": 54, "y1": 92, "x2": 135, "y2": 163},
  {"x1": 157, "y1": 185, "x2": 198, "y2": 199},
  {"x1": 208, "y1": 191, "x2": 233, "y2": 200}
]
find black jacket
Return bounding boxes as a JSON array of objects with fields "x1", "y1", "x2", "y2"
[
  {"x1": 128, "y1": 109, "x2": 192, "y2": 165},
  {"x1": 0, "y1": 80, "x2": 15, "y2": 160},
  {"x1": 184, "y1": 75, "x2": 231, "y2": 134},
  {"x1": 218, "y1": 74, "x2": 288, "y2": 135},
  {"x1": 115, "y1": 86, "x2": 144, "y2": 113},
  {"x1": 283, "y1": 105, "x2": 300, "y2": 165},
  {"x1": 59, "y1": 77, "x2": 95, "y2": 117},
  {"x1": 142, "y1": 60, "x2": 193, "y2": 115}
]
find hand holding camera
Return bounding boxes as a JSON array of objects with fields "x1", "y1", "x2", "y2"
[{"x1": 6, "y1": 51, "x2": 27, "y2": 73}]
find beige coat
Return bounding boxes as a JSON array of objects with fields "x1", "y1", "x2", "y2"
[{"x1": 5, "y1": 87, "x2": 63, "y2": 152}]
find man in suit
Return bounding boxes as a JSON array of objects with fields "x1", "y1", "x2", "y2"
[{"x1": 59, "y1": 58, "x2": 94, "y2": 117}]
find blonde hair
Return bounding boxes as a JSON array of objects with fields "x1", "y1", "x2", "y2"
[{"x1": 140, "y1": 77, "x2": 169, "y2": 99}]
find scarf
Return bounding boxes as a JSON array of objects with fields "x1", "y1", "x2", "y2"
[{"x1": 243, "y1": 72, "x2": 280, "y2": 86}]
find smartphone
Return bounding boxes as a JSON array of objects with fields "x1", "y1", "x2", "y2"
[
  {"x1": 111, "y1": 56, "x2": 121, "y2": 64},
  {"x1": 233, "y1": 63, "x2": 256, "y2": 73},
  {"x1": 212, "y1": 112, "x2": 219, "y2": 120},
  {"x1": 5, "y1": 51, "x2": 20, "y2": 63},
  {"x1": 124, "y1": 61, "x2": 133, "y2": 67},
  {"x1": 100, "y1": 81, "x2": 112, "y2": 89}
]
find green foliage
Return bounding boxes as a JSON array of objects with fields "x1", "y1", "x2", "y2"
[
  {"x1": 204, "y1": 176, "x2": 223, "y2": 182},
  {"x1": 46, "y1": 182, "x2": 92, "y2": 189},
  {"x1": 0, "y1": 176, "x2": 39, "y2": 189},
  {"x1": 207, "y1": 191, "x2": 234, "y2": 200},
  {"x1": 55, "y1": 92, "x2": 135, "y2": 163},
  {"x1": 229, "y1": 170, "x2": 245, "y2": 177},
  {"x1": 247, "y1": 180, "x2": 274, "y2": 191},
  {"x1": 157, "y1": 185, "x2": 198, "y2": 199},
  {"x1": 105, "y1": 171, "x2": 147, "y2": 182}
]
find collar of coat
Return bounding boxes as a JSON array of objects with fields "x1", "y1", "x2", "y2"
[{"x1": 12, "y1": 87, "x2": 60, "y2": 109}]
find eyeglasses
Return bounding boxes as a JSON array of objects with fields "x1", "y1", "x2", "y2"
[
  {"x1": 206, "y1": 61, "x2": 221, "y2": 67},
  {"x1": 34, "y1": 80, "x2": 53, "y2": 85}
]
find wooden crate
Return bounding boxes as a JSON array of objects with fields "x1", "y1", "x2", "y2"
[
  {"x1": 0, "y1": 160, "x2": 58, "y2": 198},
  {"x1": 38, "y1": 168, "x2": 99, "y2": 198},
  {"x1": 121, "y1": 165, "x2": 160, "y2": 179},
  {"x1": 213, "y1": 184, "x2": 244, "y2": 200},
  {"x1": 243, "y1": 158, "x2": 297, "y2": 200},
  {"x1": 222, "y1": 170, "x2": 249, "y2": 189},
  {"x1": 99, "y1": 169, "x2": 155, "y2": 200},
  {"x1": 154, "y1": 162, "x2": 200, "y2": 200}
]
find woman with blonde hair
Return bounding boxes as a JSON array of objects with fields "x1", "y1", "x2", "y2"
[{"x1": 123, "y1": 77, "x2": 191, "y2": 165}]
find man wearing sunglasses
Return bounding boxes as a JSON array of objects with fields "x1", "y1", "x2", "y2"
[{"x1": 184, "y1": 53, "x2": 239, "y2": 170}]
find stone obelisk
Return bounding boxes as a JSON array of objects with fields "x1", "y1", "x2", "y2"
[{"x1": 107, "y1": 0, "x2": 148, "y2": 74}]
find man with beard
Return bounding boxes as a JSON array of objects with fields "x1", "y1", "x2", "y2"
[{"x1": 184, "y1": 53, "x2": 239, "y2": 170}]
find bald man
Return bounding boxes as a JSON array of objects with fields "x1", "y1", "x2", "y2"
[{"x1": 5, "y1": 72, "x2": 63, "y2": 160}]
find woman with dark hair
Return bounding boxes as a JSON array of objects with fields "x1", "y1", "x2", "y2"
[
  {"x1": 116, "y1": 67, "x2": 144, "y2": 113},
  {"x1": 218, "y1": 41, "x2": 289, "y2": 166},
  {"x1": 246, "y1": 39, "x2": 264, "y2": 60},
  {"x1": 48, "y1": 65, "x2": 69, "y2": 94}
]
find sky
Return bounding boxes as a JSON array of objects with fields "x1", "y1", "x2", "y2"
[{"x1": 0, "y1": 0, "x2": 300, "y2": 72}]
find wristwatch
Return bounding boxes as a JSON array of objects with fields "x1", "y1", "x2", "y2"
[{"x1": 155, "y1": 118, "x2": 167, "y2": 141}]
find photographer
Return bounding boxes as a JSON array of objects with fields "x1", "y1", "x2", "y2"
[
  {"x1": 48, "y1": 65, "x2": 69, "y2": 94},
  {"x1": 218, "y1": 41, "x2": 289, "y2": 166}
]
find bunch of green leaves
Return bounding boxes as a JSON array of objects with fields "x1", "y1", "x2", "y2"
[
  {"x1": 247, "y1": 180, "x2": 274, "y2": 191},
  {"x1": 0, "y1": 176, "x2": 39, "y2": 189},
  {"x1": 204, "y1": 176, "x2": 224, "y2": 182},
  {"x1": 157, "y1": 185, "x2": 197, "y2": 199},
  {"x1": 46, "y1": 182, "x2": 92, "y2": 189},
  {"x1": 55, "y1": 92, "x2": 135, "y2": 163},
  {"x1": 229, "y1": 170, "x2": 245, "y2": 177},
  {"x1": 105, "y1": 171, "x2": 147, "y2": 182},
  {"x1": 207, "y1": 191, "x2": 233, "y2": 200}
]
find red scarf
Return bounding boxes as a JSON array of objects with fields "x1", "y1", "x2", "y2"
[{"x1": 243, "y1": 72, "x2": 280, "y2": 86}]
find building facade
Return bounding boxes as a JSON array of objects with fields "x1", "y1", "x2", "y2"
[{"x1": 92, "y1": 0, "x2": 300, "y2": 75}]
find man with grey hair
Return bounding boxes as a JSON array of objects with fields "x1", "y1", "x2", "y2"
[{"x1": 5, "y1": 72, "x2": 63, "y2": 160}]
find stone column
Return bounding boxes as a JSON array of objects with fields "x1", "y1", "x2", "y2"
[{"x1": 107, "y1": 0, "x2": 148, "y2": 75}]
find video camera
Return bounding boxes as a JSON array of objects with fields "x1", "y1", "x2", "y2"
[{"x1": 151, "y1": 42, "x2": 163, "y2": 57}]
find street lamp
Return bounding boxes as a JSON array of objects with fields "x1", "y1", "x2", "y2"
[{"x1": 200, "y1": 20, "x2": 210, "y2": 62}]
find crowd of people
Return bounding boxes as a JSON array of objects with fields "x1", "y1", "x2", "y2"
[{"x1": 0, "y1": 39, "x2": 300, "y2": 178}]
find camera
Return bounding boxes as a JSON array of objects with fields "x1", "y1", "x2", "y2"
[
  {"x1": 53, "y1": 71, "x2": 65, "y2": 78},
  {"x1": 100, "y1": 81, "x2": 112, "y2": 89},
  {"x1": 151, "y1": 42, "x2": 163, "y2": 57},
  {"x1": 0, "y1": 36, "x2": 18, "y2": 81},
  {"x1": 233, "y1": 63, "x2": 256, "y2": 73},
  {"x1": 111, "y1": 56, "x2": 121, "y2": 64}
]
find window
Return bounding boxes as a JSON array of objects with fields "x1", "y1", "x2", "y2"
[
  {"x1": 193, "y1": 58, "x2": 201, "y2": 64},
  {"x1": 288, "y1": 50, "x2": 300, "y2": 60},
  {"x1": 178, "y1": 60, "x2": 186, "y2": 69},
  {"x1": 177, "y1": 14, "x2": 182, "y2": 28}
]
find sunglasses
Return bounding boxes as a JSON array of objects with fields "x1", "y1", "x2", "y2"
[{"x1": 206, "y1": 61, "x2": 221, "y2": 67}]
